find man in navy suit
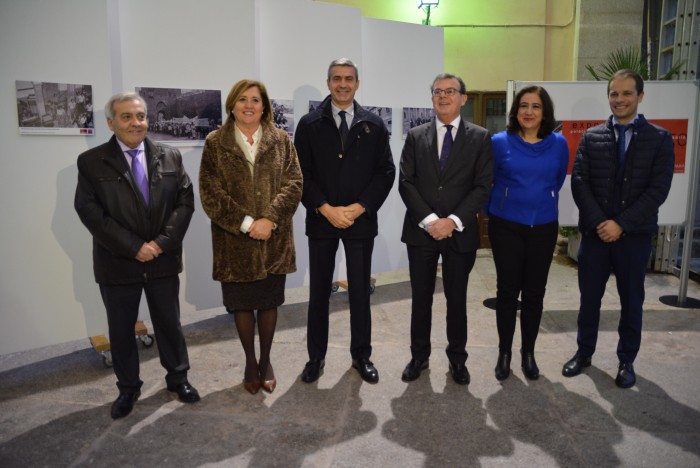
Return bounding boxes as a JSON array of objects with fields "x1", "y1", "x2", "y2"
[
  {"x1": 295, "y1": 58, "x2": 395, "y2": 384},
  {"x1": 399, "y1": 73, "x2": 493, "y2": 385},
  {"x1": 562, "y1": 69, "x2": 674, "y2": 388}
]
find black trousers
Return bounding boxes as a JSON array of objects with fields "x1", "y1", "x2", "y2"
[
  {"x1": 488, "y1": 215, "x2": 558, "y2": 354},
  {"x1": 576, "y1": 232, "x2": 651, "y2": 363},
  {"x1": 99, "y1": 275, "x2": 190, "y2": 393},
  {"x1": 406, "y1": 241, "x2": 476, "y2": 364},
  {"x1": 306, "y1": 237, "x2": 374, "y2": 360}
]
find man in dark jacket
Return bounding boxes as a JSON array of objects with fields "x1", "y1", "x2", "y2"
[
  {"x1": 399, "y1": 73, "x2": 493, "y2": 385},
  {"x1": 295, "y1": 58, "x2": 395, "y2": 384},
  {"x1": 562, "y1": 69, "x2": 674, "y2": 388},
  {"x1": 75, "y1": 92, "x2": 199, "y2": 419}
]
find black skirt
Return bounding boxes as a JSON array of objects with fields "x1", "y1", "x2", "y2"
[{"x1": 221, "y1": 274, "x2": 286, "y2": 311}]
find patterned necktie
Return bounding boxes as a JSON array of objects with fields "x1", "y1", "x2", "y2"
[
  {"x1": 126, "y1": 149, "x2": 149, "y2": 206},
  {"x1": 439, "y1": 124, "x2": 453, "y2": 171},
  {"x1": 338, "y1": 110, "x2": 349, "y2": 145},
  {"x1": 615, "y1": 123, "x2": 632, "y2": 167}
]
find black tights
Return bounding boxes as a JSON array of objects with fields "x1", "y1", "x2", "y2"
[{"x1": 233, "y1": 308, "x2": 277, "y2": 382}]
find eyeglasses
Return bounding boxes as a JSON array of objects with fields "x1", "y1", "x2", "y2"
[{"x1": 432, "y1": 88, "x2": 460, "y2": 97}]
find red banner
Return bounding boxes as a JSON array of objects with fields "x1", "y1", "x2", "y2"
[{"x1": 560, "y1": 119, "x2": 688, "y2": 174}]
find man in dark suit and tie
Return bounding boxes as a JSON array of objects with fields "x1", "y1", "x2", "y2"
[
  {"x1": 295, "y1": 58, "x2": 395, "y2": 384},
  {"x1": 75, "y1": 92, "x2": 200, "y2": 419},
  {"x1": 399, "y1": 73, "x2": 493, "y2": 385}
]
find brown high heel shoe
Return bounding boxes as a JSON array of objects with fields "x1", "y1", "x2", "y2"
[
  {"x1": 243, "y1": 364, "x2": 261, "y2": 394},
  {"x1": 243, "y1": 379, "x2": 261, "y2": 394},
  {"x1": 261, "y1": 364, "x2": 277, "y2": 393}
]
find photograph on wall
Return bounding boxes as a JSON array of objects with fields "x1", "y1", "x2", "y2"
[
  {"x1": 402, "y1": 107, "x2": 434, "y2": 138},
  {"x1": 307, "y1": 101, "x2": 392, "y2": 135},
  {"x1": 308, "y1": 100, "x2": 322, "y2": 113},
  {"x1": 366, "y1": 106, "x2": 392, "y2": 136},
  {"x1": 271, "y1": 99, "x2": 295, "y2": 137},
  {"x1": 16, "y1": 81, "x2": 94, "y2": 135},
  {"x1": 135, "y1": 87, "x2": 222, "y2": 147}
]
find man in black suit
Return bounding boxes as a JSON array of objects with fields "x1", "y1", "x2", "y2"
[
  {"x1": 399, "y1": 73, "x2": 493, "y2": 385},
  {"x1": 75, "y1": 92, "x2": 200, "y2": 419},
  {"x1": 295, "y1": 58, "x2": 395, "y2": 384}
]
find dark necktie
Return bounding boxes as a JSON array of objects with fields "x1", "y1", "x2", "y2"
[
  {"x1": 127, "y1": 149, "x2": 149, "y2": 206},
  {"x1": 615, "y1": 123, "x2": 632, "y2": 167},
  {"x1": 339, "y1": 110, "x2": 349, "y2": 145},
  {"x1": 439, "y1": 124, "x2": 453, "y2": 171}
]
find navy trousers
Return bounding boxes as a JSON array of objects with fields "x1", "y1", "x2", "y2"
[
  {"x1": 576, "y1": 232, "x2": 652, "y2": 363},
  {"x1": 306, "y1": 237, "x2": 374, "y2": 361}
]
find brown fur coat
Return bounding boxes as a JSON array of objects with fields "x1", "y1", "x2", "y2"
[{"x1": 199, "y1": 120, "x2": 302, "y2": 282}]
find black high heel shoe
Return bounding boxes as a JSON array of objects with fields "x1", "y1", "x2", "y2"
[
  {"x1": 495, "y1": 351, "x2": 511, "y2": 381},
  {"x1": 521, "y1": 351, "x2": 540, "y2": 380}
]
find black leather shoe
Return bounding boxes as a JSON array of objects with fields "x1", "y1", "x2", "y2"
[
  {"x1": 352, "y1": 358, "x2": 379, "y2": 384},
  {"x1": 449, "y1": 361, "x2": 470, "y2": 385},
  {"x1": 167, "y1": 381, "x2": 200, "y2": 403},
  {"x1": 562, "y1": 352, "x2": 592, "y2": 377},
  {"x1": 110, "y1": 391, "x2": 140, "y2": 419},
  {"x1": 521, "y1": 351, "x2": 540, "y2": 380},
  {"x1": 615, "y1": 361, "x2": 636, "y2": 388},
  {"x1": 495, "y1": 351, "x2": 511, "y2": 381},
  {"x1": 301, "y1": 359, "x2": 325, "y2": 383},
  {"x1": 401, "y1": 358, "x2": 429, "y2": 382}
]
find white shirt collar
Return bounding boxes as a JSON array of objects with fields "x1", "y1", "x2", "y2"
[
  {"x1": 331, "y1": 102, "x2": 354, "y2": 119},
  {"x1": 612, "y1": 115, "x2": 638, "y2": 127},
  {"x1": 116, "y1": 139, "x2": 145, "y2": 155},
  {"x1": 437, "y1": 115, "x2": 461, "y2": 130}
]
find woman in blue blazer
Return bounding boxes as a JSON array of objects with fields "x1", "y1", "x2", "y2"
[{"x1": 486, "y1": 85, "x2": 569, "y2": 381}]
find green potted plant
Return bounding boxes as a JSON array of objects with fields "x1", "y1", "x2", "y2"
[
  {"x1": 559, "y1": 226, "x2": 580, "y2": 262},
  {"x1": 585, "y1": 47, "x2": 683, "y2": 81}
]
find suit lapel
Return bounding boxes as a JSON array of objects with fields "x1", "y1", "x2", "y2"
[
  {"x1": 104, "y1": 136, "x2": 140, "y2": 199},
  {"x1": 426, "y1": 121, "x2": 441, "y2": 176},
  {"x1": 105, "y1": 136, "x2": 132, "y2": 176},
  {"x1": 144, "y1": 137, "x2": 161, "y2": 176}
]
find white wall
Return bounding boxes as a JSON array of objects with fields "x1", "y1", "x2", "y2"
[
  {"x1": 0, "y1": 0, "x2": 444, "y2": 354},
  {"x1": 1, "y1": 0, "x2": 114, "y2": 353}
]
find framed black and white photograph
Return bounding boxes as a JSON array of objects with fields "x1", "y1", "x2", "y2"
[
  {"x1": 307, "y1": 101, "x2": 392, "y2": 135},
  {"x1": 135, "y1": 87, "x2": 222, "y2": 147},
  {"x1": 16, "y1": 80, "x2": 94, "y2": 135},
  {"x1": 271, "y1": 99, "x2": 295, "y2": 137},
  {"x1": 365, "y1": 106, "x2": 392, "y2": 136},
  {"x1": 402, "y1": 107, "x2": 434, "y2": 139},
  {"x1": 308, "y1": 100, "x2": 322, "y2": 113}
]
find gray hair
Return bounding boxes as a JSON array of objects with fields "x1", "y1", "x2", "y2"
[
  {"x1": 104, "y1": 92, "x2": 147, "y2": 120},
  {"x1": 430, "y1": 73, "x2": 467, "y2": 95},
  {"x1": 327, "y1": 58, "x2": 359, "y2": 80}
]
